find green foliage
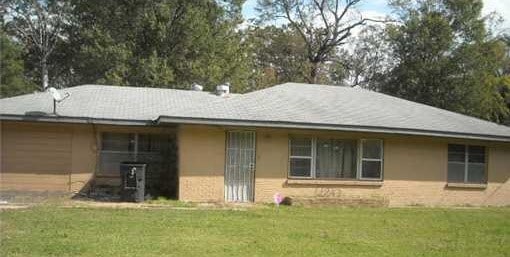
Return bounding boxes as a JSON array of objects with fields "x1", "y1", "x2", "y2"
[
  {"x1": 68, "y1": 0, "x2": 251, "y2": 92},
  {"x1": 2, "y1": 0, "x2": 510, "y2": 124},
  {"x1": 0, "y1": 29, "x2": 36, "y2": 97},
  {"x1": 243, "y1": 26, "x2": 310, "y2": 90},
  {"x1": 379, "y1": 0, "x2": 510, "y2": 122},
  {"x1": 4, "y1": 0, "x2": 72, "y2": 90}
]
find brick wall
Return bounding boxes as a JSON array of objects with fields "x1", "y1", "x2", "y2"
[
  {"x1": 178, "y1": 125, "x2": 225, "y2": 201},
  {"x1": 177, "y1": 125, "x2": 510, "y2": 206},
  {"x1": 253, "y1": 129, "x2": 510, "y2": 206}
]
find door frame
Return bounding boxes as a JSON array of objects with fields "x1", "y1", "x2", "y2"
[{"x1": 224, "y1": 130, "x2": 257, "y2": 202}]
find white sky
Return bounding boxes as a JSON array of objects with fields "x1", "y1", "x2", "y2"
[{"x1": 242, "y1": 0, "x2": 510, "y2": 32}]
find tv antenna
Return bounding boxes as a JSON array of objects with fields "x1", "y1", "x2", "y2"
[{"x1": 47, "y1": 87, "x2": 70, "y2": 115}]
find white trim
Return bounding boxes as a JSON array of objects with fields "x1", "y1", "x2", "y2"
[
  {"x1": 311, "y1": 138, "x2": 317, "y2": 179},
  {"x1": 134, "y1": 133, "x2": 139, "y2": 162},
  {"x1": 446, "y1": 182, "x2": 487, "y2": 189},
  {"x1": 447, "y1": 144, "x2": 487, "y2": 184},
  {"x1": 289, "y1": 136, "x2": 384, "y2": 181},
  {"x1": 464, "y1": 145, "x2": 468, "y2": 183},
  {"x1": 359, "y1": 139, "x2": 384, "y2": 180},
  {"x1": 224, "y1": 130, "x2": 257, "y2": 202},
  {"x1": 288, "y1": 137, "x2": 314, "y2": 179},
  {"x1": 287, "y1": 179, "x2": 383, "y2": 186}
]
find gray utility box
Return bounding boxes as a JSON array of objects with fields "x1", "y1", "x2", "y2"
[{"x1": 120, "y1": 162, "x2": 146, "y2": 202}]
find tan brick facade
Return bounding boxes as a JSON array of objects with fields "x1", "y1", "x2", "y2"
[
  {"x1": 179, "y1": 125, "x2": 510, "y2": 206},
  {"x1": 2, "y1": 121, "x2": 509, "y2": 206},
  {"x1": 1, "y1": 121, "x2": 96, "y2": 192},
  {"x1": 178, "y1": 125, "x2": 225, "y2": 201}
]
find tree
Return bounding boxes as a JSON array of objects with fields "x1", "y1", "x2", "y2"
[
  {"x1": 67, "y1": 0, "x2": 251, "y2": 92},
  {"x1": 0, "y1": 28, "x2": 36, "y2": 97},
  {"x1": 4, "y1": 0, "x2": 71, "y2": 90},
  {"x1": 244, "y1": 25, "x2": 310, "y2": 90},
  {"x1": 256, "y1": 0, "x2": 381, "y2": 83},
  {"x1": 332, "y1": 24, "x2": 394, "y2": 88},
  {"x1": 379, "y1": 0, "x2": 510, "y2": 122}
]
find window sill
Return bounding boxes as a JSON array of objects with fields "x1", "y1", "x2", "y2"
[
  {"x1": 446, "y1": 183, "x2": 487, "y2": 189},
  {"x1": 286, "y1": 179, "x2": 383, "y2": 187}
]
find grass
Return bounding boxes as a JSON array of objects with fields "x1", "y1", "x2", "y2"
[
  {"x1": 1, "y1": 205, "x2": 509, "y2": 257},
  {"x1": 145, "y1": 196, "x2": 197, "y2": 207}
]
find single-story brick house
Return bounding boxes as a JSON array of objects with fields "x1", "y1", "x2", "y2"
[{"x1": 1, "y1": 83, "x2": 509, "y2": 206}]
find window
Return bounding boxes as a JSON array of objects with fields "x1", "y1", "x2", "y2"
[
  {"x1": 316, "y1": 139, "x2": 357, "y2": 179},
  {"x1": 98, "y1": 132, "x2": 173, "y2": 176},
  {"x1": 101, "y1": 132, "x2": 135, "y2": 152},
  {"x1": 448, "y1": 144, "x2": 486, "y2": 184},
  {"x1": 289, "y1": 138, "x2": 313, "y2": 177},
  {"x1": 99, "y1": 133, "x2": 135, "y2": 175},
  {"x1": 289, "y1": 137, "x2": 383, "y2": 180},
  {"x1": 360, "y1": 139, "x2": 383, "y2": 179}
]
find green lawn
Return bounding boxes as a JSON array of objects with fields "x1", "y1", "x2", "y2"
[{"x1": 1, "y1": 205, "x2": 509, "y2": 257}]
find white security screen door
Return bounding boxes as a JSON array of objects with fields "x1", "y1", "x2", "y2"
[{"x1": 225, "y1": 131, "x2": 256, "y2": 202}]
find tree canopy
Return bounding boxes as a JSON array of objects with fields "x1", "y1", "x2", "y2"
[{"x1": 1, "y1": 0, "x2": 509, "y2": 124}]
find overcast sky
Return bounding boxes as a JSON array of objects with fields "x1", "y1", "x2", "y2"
[{"x1": 242, "y1": 0, "x2": 510, "y2": 32}]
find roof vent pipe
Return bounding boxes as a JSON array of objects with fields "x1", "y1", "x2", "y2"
[
  {"x1": 191, "y1": 83, "x2": 203, "y2": 91},
  {"x1": 216, "y1": 83, "x2": 230, "y2": 96}
]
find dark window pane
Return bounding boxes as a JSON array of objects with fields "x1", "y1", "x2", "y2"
[
  {"x1": 138, "y1": 134, "x2": 167, "y2": 152},
  {"x1": 362, "y1": 140, "x2": 382, "y2": 159},
  {"x1": 290, "y1": 138, "x2": 312, "y2": 156},
  {"x1": 447, "y1": 163, "x2": 465, "y2": 182},
  {"x1": 290, "y1": 158, "x2": 311, "y2": 177},
  {"x1": 468, "y1": 145, "x2": 485, "y2": 155},
  {"x1": 468, "y1": 154, "x2": 485, "y2": 163},
  {"x1": 448, "y1": 144, "x2": 465, "y2": 153},
  {"x1": 448, "y1": 152, "x2": 465, "y2": 162},
  {"x1": 138, "y1": 134, "x2": 152, "y2": 152},
  {"x1": 467, "y1": 163, "x2": 485, "y2": 183},
  {"x1": 468, "y1": 145, "x2": 485, "y2": 163},
  {"x1": 361, "y1": 160, "x2": 381, "y2": 179},
  {"x1": 98, "y1": 152, "x2": 135, "y2": 175},
  {"x1": 102, "y1": 133, "x2": 134, "y2": 152}
]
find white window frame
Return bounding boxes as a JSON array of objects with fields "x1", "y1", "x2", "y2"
[
  {"x1": 447, "y1": 144, "x2": 486, "y2": 184},
  {"x1": 288, "y1": 137, "x2": 384, "y2": 181},
  {"x1": 358, "y1": 139, "x2": 384, "y2": 180},
  {"x1": 288, "y1": 137, "x2": 315, "y2": 179}
]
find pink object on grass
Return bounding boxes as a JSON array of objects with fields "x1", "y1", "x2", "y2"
[{"x1": 273, "y1": 192, "x2": 283, "y2": 205}]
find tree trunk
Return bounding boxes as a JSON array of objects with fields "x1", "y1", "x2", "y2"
[
  {"x1": 41, "y1": 57, "x2": 49, "y2": 90},
  {"x1": 309, "y1": 61, "x2": 319, "y2": 84}
]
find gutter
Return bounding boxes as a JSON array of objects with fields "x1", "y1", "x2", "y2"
[
  {"x1": 0, "y1": 114, "x2": 153, "y2": 126},
  {"x1": 156, "y1": 116, "x2": 510, "y2": 143},
  {"x1": 2, "y1": 113, "x2": 510, "y2": 143}
]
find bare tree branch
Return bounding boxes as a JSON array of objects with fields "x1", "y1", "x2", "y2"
[
  {"x1": 257, "y1": 0, "x2": 388, "y2": 83},
  {"x1": 5, "y1": 0, "x2": 71, "y2": 90}
]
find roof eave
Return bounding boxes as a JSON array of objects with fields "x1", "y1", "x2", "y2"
[
  {"x1": 2, "y1": 113, "x2": 509, "y2": 143},
  {"x1": 157, "y1": 116, "x2": 510, "y2": 143},
  {"x1": 0, "y1": 114, "x2": 154, "y2": 126}
]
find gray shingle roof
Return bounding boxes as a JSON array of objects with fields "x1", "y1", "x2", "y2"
[{"x1": 2, "y1": 83, "x2": 510, "y2": 142}]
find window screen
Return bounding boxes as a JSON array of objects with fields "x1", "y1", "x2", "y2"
[
  {"x1": 360, "y1": 140, "x2": 383, "y2": 179},
  {"x1": 289, "y1": 138, "x2": 312, "y2": 177},
  {"x1": 447, "y1": 144, "x2": 486, "y2": 184},
  {"x1": 101, "y1": 133, "x2": 135, "y2": 152}
]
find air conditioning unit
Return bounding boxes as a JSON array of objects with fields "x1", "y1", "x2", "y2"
[{"x1": 120, "y1": 162, "x2": 147, "y2": 202}]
